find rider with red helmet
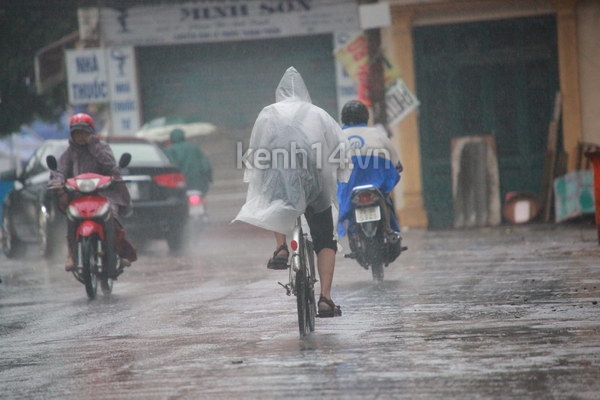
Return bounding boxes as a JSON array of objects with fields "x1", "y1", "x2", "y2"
[{"x1": 49, "y1": 113, "x2": 137, "y2": 271}]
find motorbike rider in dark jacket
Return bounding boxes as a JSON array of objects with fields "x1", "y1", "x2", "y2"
[
  {"x1": 48, "y1": 113, "x2": 137, "y2": 271},
  {"x1": 336, "y1": 100, "x2": 402, "y2": 240}
]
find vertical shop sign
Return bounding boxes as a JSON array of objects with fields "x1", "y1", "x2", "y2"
[
  {"x1": 65, "y1": 48, "x2": 109, "y2": 104},
  {"x1": 106, "y1": 47, "x2": 140, "y2": 135}
]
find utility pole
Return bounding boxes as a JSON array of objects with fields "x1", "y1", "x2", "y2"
[{"x1": 358, "y1": 0, "x2": 389, "y2": 134}]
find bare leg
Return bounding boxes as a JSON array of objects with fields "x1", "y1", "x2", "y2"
[
  {"x1": 316, "y1": 248, "x2": 335, "y2": 300},
  {"x1": 274, "y1": 232, "x2": 286, "y2": 251}
]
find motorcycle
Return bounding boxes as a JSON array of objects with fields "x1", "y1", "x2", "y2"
[
  {"x1": 46, "y1": 153, "x2": 131, "y2": 299},
  {"x1": 344, "y1": 184, "x2": 407, "y2": 282},
  {"x1": 187, "y1": 190, "x2": 208, "y2": 224}
]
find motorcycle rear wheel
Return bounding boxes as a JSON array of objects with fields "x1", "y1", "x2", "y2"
[
  {"x1": 371, "y1": 262, "x2": 384, "y2": 282},
  {"x1": 2, "y1": 215, "x2": 26, "y2": 259}
]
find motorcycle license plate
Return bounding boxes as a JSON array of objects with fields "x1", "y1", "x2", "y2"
[
  {"x1": 355, "y1": 206, "x2": 381, "y2": 223},
  {"x1": 126, "y1": 182, "x2": 140, "y2": 200}
]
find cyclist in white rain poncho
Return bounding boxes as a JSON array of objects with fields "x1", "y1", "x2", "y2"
[{"x1": 233, "y1": 67, "x2": 351, "y2": 317}]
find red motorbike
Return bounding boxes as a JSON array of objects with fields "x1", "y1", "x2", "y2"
[{"x1": 46, "y1": 153, "x2": 131, "y2": 299}]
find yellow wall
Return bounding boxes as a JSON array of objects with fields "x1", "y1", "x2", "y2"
[
  {"x1": 384, "y1": 0, "x2": 586, "y2": 228},
  {"x1": 578, "y1": 0, "x2": 600, "y2": 145}
]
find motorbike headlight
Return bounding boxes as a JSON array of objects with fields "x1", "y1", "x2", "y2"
[
  {"x1": 67, "y1": 201, "x2": 110, "y2": 219},
  {"x1": 76, "y1": 178, "x2": 100, "y2": 193},
  {"x1": 96, "y1": 202, "x2": 110, "y2": 219},
  {"x1": 67, "y1": 204, "x2": 81, "y2": 220}
]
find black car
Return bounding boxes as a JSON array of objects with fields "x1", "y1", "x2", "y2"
[
  {"x1": 1, "y1": 140, "x2": 68, "y2": 259},
  {"x1": 1, "y1": 137, "x2": 189, "y2": 259},
  {"x1": 105, "y1": 136, "x2": 189, "y2": 252}
]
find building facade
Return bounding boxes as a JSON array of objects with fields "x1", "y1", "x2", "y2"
[{"x1": 61, "y1": 0, "x2": 599, "y2": 229}]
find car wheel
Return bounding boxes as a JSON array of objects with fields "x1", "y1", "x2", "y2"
[
  {"x1": 38, "y1": 207, "x2": 49, "y2": 257},
  {"x1": 38, "y1": 206, "x2": 63, "y2": 262},
  {"x1": 2, "y1": 214, "x2": 25, "y2": 259},
  {"x1": 166, "y1": 224, "x2": 186, "y2": 254}
]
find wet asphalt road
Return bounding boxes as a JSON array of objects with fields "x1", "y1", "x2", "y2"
[
  {"x1": 2, "y1": 86, "x2": 599, "y2": 399},
  {"x1": 1, "y1": 197, "x2": 600, "y2": 399}
]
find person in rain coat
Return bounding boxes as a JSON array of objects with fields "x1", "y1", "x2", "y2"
[
  {"x1": 49, "y1": 113, "x2": 137, "y2": 271},
  {"x1": 233, "y1": 67, "x2": 351, "y2": 317},
  {"x1": 336, "y1": 100, "x2": 402, "y2": 239},
  {"x1": 164, "y1": 128, "x2": 212, "y2": 195}
]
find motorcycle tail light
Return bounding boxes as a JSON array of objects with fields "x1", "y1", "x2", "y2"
[
  {"x1": 188, "y1": 194, "x2": 203, "y2": 206},
  {"x1": 76, "y1": 177, "x2": 100, "y2": 193},
  {"x1": 153, "y1": 173, "x2": 186, "y2": 188},
  {"x1": 356, "y1": 192, "x2": 376, "y2": 204}
]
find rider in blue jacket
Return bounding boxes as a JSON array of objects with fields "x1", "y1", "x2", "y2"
[{"x1": 336, "y1": 100, "x2": 402, "y2": 239}]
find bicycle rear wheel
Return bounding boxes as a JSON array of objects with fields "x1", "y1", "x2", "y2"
[
  {"x1": 296, "y1": 235, "x2": 316, "y2": 337},
  {"x1": 304, "y1": 239, "x2": 316, "y2": 332},
  {"x1": 296, "y1": 269, "x2": 309, "y2": 336}
]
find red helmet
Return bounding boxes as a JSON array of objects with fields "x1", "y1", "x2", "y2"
[{"x1": 69, "y1": 113, "x2": 95, "y2": 135}]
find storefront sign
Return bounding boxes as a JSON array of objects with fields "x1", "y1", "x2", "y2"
[
  {"x1": 65, "y1": 48, "x2": 109, "y2": 104},
  {"x1": 100, "y1": 0, "x2": 359, "y2": 46},
  {"x1": 385, "y1": 79, "x2": 420, "y2": 127},
  {"x1": 106, "y1": 46, "x2": 140, "y2": 135},
  {"x1": 66, "y1": 47, "x2": 141, "y2": 135}
]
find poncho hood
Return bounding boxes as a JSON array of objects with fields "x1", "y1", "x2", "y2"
[
  {"x1": 169, "y1": 128, "x2": 186, "y2": 143},
  {"x1": 232, "y1": 67, "x2": 351, "y2": 235},
  {"x1": 275, "y1": 67, "x2": 312, "y2": 104}
]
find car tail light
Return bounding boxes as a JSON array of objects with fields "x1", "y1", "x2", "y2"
[
  {"x1": 153, "y1": 173, "x2": 186, "y2": 188},
  {"x1": 290, "y1": 240, "x2": 298, "y2": 251}
]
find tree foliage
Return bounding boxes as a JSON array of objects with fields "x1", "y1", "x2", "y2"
[
  {"x1": 0, "y1": 0, "x2": 89, "y2": 136},
  {"x1": 0, "y1": 0, "x2": 220, "y2": 137}
]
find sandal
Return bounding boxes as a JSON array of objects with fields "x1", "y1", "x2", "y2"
[
  {"x1": 317, "y1": 295, "x2": 342, "y2": 318},
  {"x1": 267, "y1": 243, "x2": 289, "y2": 270}
]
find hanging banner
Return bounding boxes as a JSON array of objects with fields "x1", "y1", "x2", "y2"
[
  {"x1": 334, "y1": 31, "x2": 359, "y2": 119},
  {"x1": 100, "y1": 0, "x2": 359, "y2": 47},
  {"x1": 333, "y1": 32, "x2": 401, "y2": 106}
]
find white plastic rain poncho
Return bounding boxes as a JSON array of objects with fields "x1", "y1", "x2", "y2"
[{"x1": 233, "y1": 67, "x2": 351, "y2": 235}]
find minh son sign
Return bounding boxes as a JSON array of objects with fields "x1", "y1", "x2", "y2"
[{"x1": 99, "y1": 0, "x2": 359, "y2": 46}]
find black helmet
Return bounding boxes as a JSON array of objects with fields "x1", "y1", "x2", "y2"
[{"x1": 341, "y1": 100, "x2": 369, "y2": 126}]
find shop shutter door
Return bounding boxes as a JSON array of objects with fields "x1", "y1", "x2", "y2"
[{"x1": 136, "y1": 34, "x2": 337, "y2": 133}]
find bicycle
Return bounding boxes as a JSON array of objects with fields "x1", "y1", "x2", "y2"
[{"x1": 279, "y1": 216, "x2": 317, "y2": 337}]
